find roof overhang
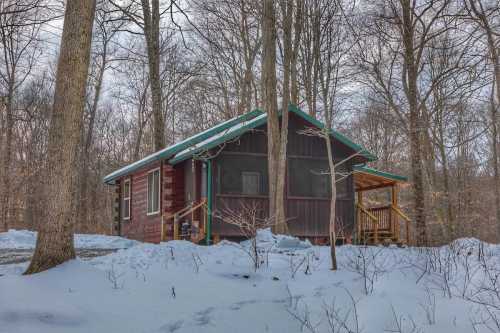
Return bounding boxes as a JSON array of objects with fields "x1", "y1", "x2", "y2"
[
  {"x1": 170, "y1": 105, "x2": 377, "y2": 165},
  {"x1": 103, "y1": 105, "x2": 378, "y2": 185},
  {"x1": 103, "y1": 110, "x2": 264, "y2": 184},
  {"x1": 353, "y1": 166, "x2": 408, "y2": 192}
]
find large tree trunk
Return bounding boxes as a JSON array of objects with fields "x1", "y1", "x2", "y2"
[
  {"x1": 275, "y1": 0, "x2": 294, "y2": 233},
  {"x1": 402, "y1": 0, "x2": 427, "y2": 245},
  {"x1": 262, "y1": 0, "x2": 279, "y2": 220},
  {"x1": 141, "y1": 0, "x2": 165, "y2": 151},
  {"x1": 25, "y1": 0, "x2": 96, "y2": 274}
]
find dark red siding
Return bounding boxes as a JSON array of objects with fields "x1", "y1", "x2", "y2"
[{"x1": 117, "y1": 162, "x2": 184, "y2": 243}]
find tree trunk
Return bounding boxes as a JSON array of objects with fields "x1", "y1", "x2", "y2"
[
  {"x1": 290, "y1": 0, "x2": 303, "y2": 105},
  {"x1": 262, "y1": 0, "x2": 279, "y2": 220},
  {"x1": 325, "y1": 132, "x2": 337, "y2": 270},
  {"x1": 275, "y1": 0, "x2": 294, "y2": 233},
  {"x1": 0, "y1": 84, "x2": 13, "y2": 232},
  {"x1": 141, "y1": 0, "x2": 165, "y2": 151},
  {"x1": 491, "y1": 81, "x2": 500, "y2": 239},
  {"x1": 402, "y1": 0, "x2": 427, "y2": 245},
  {"x1": 77, "y1": 40, "x2": 108, "y2": 232},
  {"x1": 25, "y1": 0, "x2": 96, "y2": 274}
]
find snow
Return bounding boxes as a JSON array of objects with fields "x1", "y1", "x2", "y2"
[
  {"x1": 0, "y1": 230, "x2": 139, "y2": 250},
  {"x1": 1, "y1": 231, "x2": 500, "y2": 333}
]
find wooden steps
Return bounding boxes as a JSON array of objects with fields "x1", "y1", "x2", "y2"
[{"x1": 356, "y1": 203, "x2": 411, "y2": 246}]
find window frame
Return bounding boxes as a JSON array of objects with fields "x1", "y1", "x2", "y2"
[
  {"x1": 146, "y1": 167, "x2": 161, "y2": 216},
  {"x1": 122, "y1": 178, "x2": 131, "y2": 220},
  {"x1": 241, "y1": 171, "x2": 261, "y2": 196}
]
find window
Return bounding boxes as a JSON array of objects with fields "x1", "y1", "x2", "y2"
[
  {"x1": 288, "y1": 158, "x2": 349, "y2": 198},
  {"x1": 217, "y1": 154, "x2": 268, "y2": 196},
  {"x1": 147, "y1": 169, "x2": 160, "y2": 215},
  {"x1": 242, "y1": 171, "x2": 261, "y2": 195},
  {"x1": 289, "y1": 158, "x2": 331, "y2": 198},
  {"x1": 122, "y1": 179, "x2": 131, "y2": 220}
]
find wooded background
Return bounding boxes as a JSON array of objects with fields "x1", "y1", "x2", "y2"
[{"x1": 1, "y1": 0, "x2": 499, "y2": 245}]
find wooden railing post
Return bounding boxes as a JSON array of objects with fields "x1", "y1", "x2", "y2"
[
  {"x1": 357, "y1": 191, "x2": 363, "y2": 244},
  {"x1": 406, "y1": 221, "x2": 410, "y2": 245},
  {"x1": 160, "y1": 215, "x2": 164, "y2": 242},
  {"x1": 173, "y1": 214, "x2": 179, "y2": 240},
  {"x1": 356, "y1": 205, "x2": 361, "y2": 244}
]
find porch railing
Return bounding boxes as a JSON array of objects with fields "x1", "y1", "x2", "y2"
[
  {"x1": 161, "y1": 198, "x2": 208, "y2": 243},
  {"x1": 356, "y1": 203, "x2": 411, "y2": 245}
]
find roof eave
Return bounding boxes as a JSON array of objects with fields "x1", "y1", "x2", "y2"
[
  {"x1": 169, "y1": 114, "x2": 268, "y2": 165},
  {"x1": 353, "y1": 165, "x2": 408, "y2": 182},
  {"x1": 102, "y1": 110, "x2": 264, "y2": 184}
]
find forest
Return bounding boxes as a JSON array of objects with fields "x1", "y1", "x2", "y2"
[
  {"x1": 1, "y1": 0, "x2": 500, "y2": 249},
  {"x1": 6, "y1": 1, "x2": 500, "y2": 332}
]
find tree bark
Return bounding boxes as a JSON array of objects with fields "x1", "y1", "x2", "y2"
[
  {"x1": 491, "y1": 81, "x2": 500, "y2": 239},
  {"x1": 262, "y1": 0, "x2": 279, "y2": 220},
  {"x1": 141, "y1": 0, "x2": 165, "y2": 151},
  {"x1": 25, "y1": 0, "x2": 96, "y2": 274},
  {"x1": 325, "y1": 132, "x2": 337, "y2": 270},
  {"x1": 401, "y1": 0, "x2": 427, "y2": 245},
  {"x1": 0, "y1": 84, "x2": 13, "y2": 232},
  {"x1": 275, "y1": 0, "x2": 294, "y2": 233},
  {"x1": 290, "y1": 0, "x2": 303, "y2": 105}
]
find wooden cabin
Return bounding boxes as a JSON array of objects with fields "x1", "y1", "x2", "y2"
[{"x1": 104, "y1": 106, "x2": 411, "y2": 245}]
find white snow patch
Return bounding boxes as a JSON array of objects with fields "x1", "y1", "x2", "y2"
[{"x1": 0, "y1": 230, "x2": 139, "y2": 250}]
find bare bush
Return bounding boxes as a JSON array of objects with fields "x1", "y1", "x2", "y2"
[
  {"x1": 288, "y1": 288, "x2": 361, "y2": 333},
  {"x1": 107, "y1": 263, "x2": 125, "y2": 290},
  {"x1": 214, "y1": 202, "x2": 281, "y2": 271},
  {"x1": 418, "y1": 287, "x2": 436, "y2": 325},
  {"x1": 342, "y1": 246, "x2": 389, "y2": 295},
  {"x1": 384, "y1": 305, "x2": 423, "y2": 333}
]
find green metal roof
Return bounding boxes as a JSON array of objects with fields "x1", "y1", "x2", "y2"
[
  {"x1": 353, "y1": 165, "x2": 408, "y2": 182},
  {"x1": 103, "y1": 110, "x2": 263, "y2": 184},
  {"x1": 104, "y1": 105, "x2": 378, "y2": 184},
  {"x1": 170, "y1": 105, "x2": 377, "y2": 164}
]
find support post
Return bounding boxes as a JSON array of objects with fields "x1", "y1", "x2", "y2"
[
  {"x1": 160, "y1": 215, "x2": 164, "y2": 242},
  {"x1": 391, "y1": 185, "x2": 398, "y2": 242},
  {"x1": 174, "y1": 214, "x2": 179, "y2": 240},
  {"x1": 356, "y1": 191, "x2": 363, "y2": 244},
  {"x1": 205, "y1": 160, "x2": 213, "y2": 245}
]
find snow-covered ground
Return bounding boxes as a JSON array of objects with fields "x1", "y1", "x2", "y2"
[
  {"x1": 1, "y1": 229, "x2": 499, "y2": 333},
  {"x1": 0, "y1": 229, "x2": 139, "y2": 250}
]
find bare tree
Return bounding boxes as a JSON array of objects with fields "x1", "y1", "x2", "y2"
[
  {"x1": 25, "y1": 0, "x2": 96, "y2": 274},
  {"x1": 0, "y1": 0, "x2": 46, "y2": 231},
  {"x1": 109, "y1": 0, "x2": 165, "y2": 150},
  {"x1": 465, "y1": 0, "x2": 500, "y2": 239},
  {"x1": 262, "y1": 0, "x2": 280, "y2": 227}
]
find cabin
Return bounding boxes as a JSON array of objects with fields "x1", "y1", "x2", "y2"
[{"x1": 103, "y1": 106, "x2": 411, "y2": 246}]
